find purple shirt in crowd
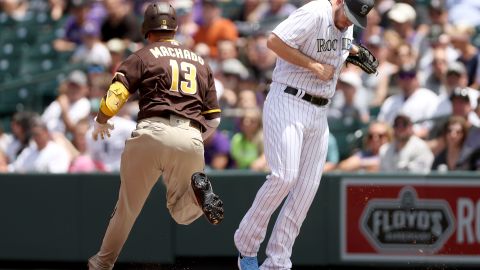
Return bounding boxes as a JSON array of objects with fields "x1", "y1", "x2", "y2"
[{"x1": 204, "y1": 130, "x2": 232, "y2": 169}]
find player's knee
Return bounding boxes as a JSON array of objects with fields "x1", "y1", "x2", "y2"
[
  {"x1": 271, "y1": 169, "x2": 298, "y2": 190},
  {"x1": 170, "y1": 212, "x2": 195, "y2": 225}
]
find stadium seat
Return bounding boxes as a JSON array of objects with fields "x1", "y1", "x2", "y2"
[
  {"x1": 368, "y1": 106, "x2": 381, "y2": 119},
  {"x1": 26, "y1": 41, "x2": 57, "y2": 60},
  {"x1": 0, "y1": 13, "x2": 16, "y2": 28},
  {"x1": 218, "y1": 115, "x2": 237, "y2": 138},
  {"x1": 0, "y1": 42, "x2": 25, "y2": 60},
  {"x1": 0, "y1": 59, "x2": 22, "y2": 79},
  {"x1": 328, "y1": 116, "x2": 365, "y2": 160},
  {"x1": 0, "y1": 116, "x2": 11, "y2": 133},
  {"x1": 0, "y1": 28, "x2": 18, "y2": 43},
  {"x1": 33, "y1": 11, "x2": 55, "y2": 26},
  {"x1": 19, "y1": 58, "x2": 60, "y2": 76},
  {"x1": 0, "y1": 89, "x2": 24, "y2": 116}
]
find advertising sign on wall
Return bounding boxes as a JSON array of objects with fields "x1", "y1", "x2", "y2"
[{"x1": 341, "y1": 179, "x2": 480, "y2": 263}]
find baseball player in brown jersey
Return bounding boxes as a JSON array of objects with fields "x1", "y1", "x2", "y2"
[{"x1": 88, "y1": 3, "x2": 224, "y2": 269}]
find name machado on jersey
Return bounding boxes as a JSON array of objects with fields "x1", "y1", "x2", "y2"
[{"x1": 149, "y1": 45, "x2": 205, "y2": 66}]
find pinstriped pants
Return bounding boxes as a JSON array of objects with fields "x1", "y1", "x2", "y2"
[{"x1": 234, "y1": 82, "x2": 329, "y2": 270}]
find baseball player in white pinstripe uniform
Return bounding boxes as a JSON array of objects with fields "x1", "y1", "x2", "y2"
[{"x1": 235, "y1": 1, "x2": 374, "y2": 269}]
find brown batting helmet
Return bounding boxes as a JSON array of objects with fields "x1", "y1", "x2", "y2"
[{"x1": 141, "y1": 2, "x2": 177, "y2": 39}]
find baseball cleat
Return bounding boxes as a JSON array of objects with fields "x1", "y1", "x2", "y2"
[
  {"x1": 191, "y1": 172, "x2": 224, "y2": 225},
  {"x1": 238, "y1": 254, "x2": 259, "y2": 270}
]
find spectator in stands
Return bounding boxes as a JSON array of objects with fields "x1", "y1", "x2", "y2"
[
  {"x1": 8, "y1": 118, "x2": 70, "y2": 173},
  {"x1": 237, "y1": 89, "x2": 259, "y2": 110},
  {"x1": 417, "y1": 25, "x2": 459, "y2": 87},
  {"x1": 88, "y1": 71, "x2": 112, "y2": 108},
  {"x1": 239, "y1": 0, "x2": 263, "y2": 23},
  {"x1": 338, "y1": 121, "x2": 392, "y2": 172},
  {"x1": 4, "y1": 111, "x2": 37, "y2": 164},
  {"x1": 331, "y1": 71, "x2": 370, "y2": 124},
  {"x1": 204, "y1": 130, "x2": 233, "y2": 170},
  {"x1": 328, "y1": 72, "x2": 369, "y2": 160},
  {"x1": 387, "y1": 3, "x2": 426, "y2": 57},
  {"x1": 85, "y1": 74, "x2": 136, "y2": 172},
  {"x1": 71, "y1": 23, "x2": 112, "y2": 69},
  {"x1": 379, "y1": 114, "x2": 434, "y2": 173},
  {"x1": 420, "y1": 48, "x2": 449, "y2": 94},
  {"x1": 106, "y1": 38, "x2": 127, "y2": 74},
  {"x1": 53, "y1": 0, "x2": 105, "y2": 52},
  {"x1": 256, "y1": 0, "x2": 297, "y2": 23},
  {"x1": 435, "y1": 67, "x2": 480, "y2": 126},
  {"x1": 362, "y1": 7, "x2": 383, "y2": 43},
  {"x1": 0, "y1": 149, "x2": 7, "y2": 173},
  {"x1": 393, "y1": 43, "x2": 418, "y2": 76},
  {"x1": 230, "y1": 108, "x2": 267, "y2": 171},
  {"x1": 0, "y1": 126, "x2": 13, "y2": 158},
  {"x1": 100, "y1": 0, "x2": 142, "y2": 43},
  {"x1": 448, "y1": 0, "x2": 480, "y2": 27},
  {"x1": 429, "y1": 86, "x2": 480, "y2": 154},
  {"x1": 217, "y1": 40, "x2": 238, "y2": 62},
  {"x1": 86, "y1": 107, "x2": 136, "y2": 172},
  {"x1": 193, "y1": 0, "x2": 238, "y2": 59},
  {"x1": 450, "y1": 87, "x2": 480, "y2": 127},
  {"x1": 447, "y1": 24, "x2": 480, "y2": 89},
  {"x1": 244, "y1": 32, "x2": 277, "y2": 83},
  {"x1": 48, "y1": 0, "x2": 68, "y2": 22},
  {"x1": 216, "y1": 59, "x2": 250, "y2": 110},
  {"x1": 417, "y1": 0, "x2": 457, "y2": 72},
  {"x1": 41, "y1": 69, "x2": 91, "y2": 135},
  {"x1": 324, "y1": 133, "x2": 340, "y2": 172},
  {"x1": 476, "y1": 96, "x2": 480, "y2": 122},
  {"x1": 431, "y1": 116, "x2": 474, "y2": 171},
  {"x1": 69, "y1": 118, "x2": 105, "y2": 172},
  {"x1": 173, "y1": 0, "x2": 197, "y2": 48},
  {"x1": 361, "y1": 34, "x2": 397, "y2": 108},
  {"x1": 0, "y1": 0, "x2": 30, "y2": 21},
  {"x1": 434, "y1": 62, "x2": 480, "y2": 122},
  {"x1": 427, "y1": 0, "x2": 450, "y2": 31},
  {"x1": 377, "y1": 65, "x2": 439, "y2": 139}
]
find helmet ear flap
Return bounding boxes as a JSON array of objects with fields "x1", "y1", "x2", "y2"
[{"x1": 141, "y1": 2, "x2": 177, "y2": 39}]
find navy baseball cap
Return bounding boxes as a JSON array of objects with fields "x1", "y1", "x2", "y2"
[{"x1": 344, "y1": 0, "x2": 374, "y2": 29}]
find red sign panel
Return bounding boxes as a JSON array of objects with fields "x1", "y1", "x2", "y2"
[{"x1": 341, "y1": 179, "x2": 480, "y2": 263}]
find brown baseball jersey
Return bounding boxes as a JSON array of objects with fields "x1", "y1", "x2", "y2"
[{"x1": 113, "y1": 40, "x2": 220, "y2": 130}]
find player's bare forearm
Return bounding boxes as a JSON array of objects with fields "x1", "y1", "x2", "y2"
[
  {"x1": 267, "y1": 33, "x2": 334, "y2": 81},
  {"x1": 267, "y1": 34, "x2": 310, "y2": 67},
  {"x1": 267, "y1": 33, "x2": 317, "y2": 70},
  {"x1": 95, "y1": 110, "x2": 112, "y2": 124}
]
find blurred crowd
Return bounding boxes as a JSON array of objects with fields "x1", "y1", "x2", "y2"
[{"x1": 1, "y1": 0, "x2": 480, "y2": 174}]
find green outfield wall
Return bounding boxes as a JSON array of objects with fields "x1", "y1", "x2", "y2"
[{"x1": 0, "y1": 171, "x2": 479, "y2": 267}]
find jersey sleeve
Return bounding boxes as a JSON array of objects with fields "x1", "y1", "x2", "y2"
[
  {"x1": 202, "y1": 67, "x2": 221, "y2": 120},
  {"x1": 114, "y1": 53, "x2": 144, "y2": 94},
  {"x1": 271, "y1": 6, "x2": 318, "y2": 49}
]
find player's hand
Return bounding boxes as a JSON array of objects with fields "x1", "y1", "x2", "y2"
[
  {"x1": 92, "y1": 117, "x2": 114, "y2": 141},
  {"x1": 311, "y1": 63, "x2": 335, "y2": 81}
]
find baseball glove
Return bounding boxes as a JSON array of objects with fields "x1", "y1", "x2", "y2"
[{"x1": 346, "y1": 44, "x2": 379, "y2": 75}]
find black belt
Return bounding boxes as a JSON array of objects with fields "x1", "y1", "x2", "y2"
[
  {"x1": 284, "y1": 86, "x2": 329, "y2": 106},
  {"x1": 157, "y1": 112, "x2": 203, "y2": 132}
]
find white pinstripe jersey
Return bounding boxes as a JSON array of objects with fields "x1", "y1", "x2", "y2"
[{"x1": 271, "y1": 0, "x2": 354, "y2": 98}]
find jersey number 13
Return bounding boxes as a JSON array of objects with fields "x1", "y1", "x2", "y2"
[{"x1": 169, "y1": 59, "x2": 197, "y2": 95}]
